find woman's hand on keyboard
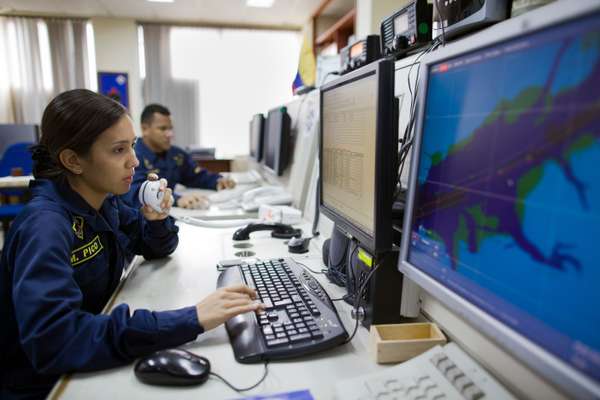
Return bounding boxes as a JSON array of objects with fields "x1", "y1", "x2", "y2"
[{"x1": 195, "y1": 284, "x2": 264, "y2": 331}]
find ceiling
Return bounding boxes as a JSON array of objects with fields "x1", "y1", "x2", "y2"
[{"x1": 0, "y1": 0, "x2": 355, "y2": 29}]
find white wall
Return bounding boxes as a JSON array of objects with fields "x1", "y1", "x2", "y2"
[
  {"x1": 92, "y1": 18, "x2": 142, "y2": 135},
  {"x1": 356, "y1": 0, "x2": 409, "y2": 38}
]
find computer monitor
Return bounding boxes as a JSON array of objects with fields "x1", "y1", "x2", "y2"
[
  {"x1": 249, "y1": 113, "x2": 264, "y2": 162},
  {"x1": 263, "y1": 107, "x2": 291, "y2": 176},
  {"x1": 319, "y1": 59, "x2": 397, "y2": 254},
  {"x1": 0, "y1": 124, "x2": 39, "y2": 156},
  {"x1": 400, "y1": 3, "x2": 600, "y2": 398}
]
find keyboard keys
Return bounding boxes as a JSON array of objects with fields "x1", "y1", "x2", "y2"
[
  {"x1": 262, "y1": 326, "x2": 273, "y2": 336},
  {"x1": 275, "y1": 299, "x2": 292, "y2": 307},
  {"x1": 266, "y1": 338, "x2": 289, "y2": 347},
  {"x1": 384, "y1": 379, "x2": 403, "y2": 392},
  {"x1": 462, "y1": 384, "x2": 485, "y2": 400},
  {"x1": 223, "y1": 257, "x2": 349, "y2": 361},
  {"x1": 311, "y1": 331, "x2": 323, "y2": 339},
  {"x1": 262, "y1": 298, "x2": 274, "y2": 309},
  {"x1": 289, "y1": 333, "x2": 312, "y2": 342},
  {"x1": 453, "y1": 375, "x2": 472, "y2": 392},
  {"x1": 445, "y1": 366, "x2": 464, "y2": 382}
]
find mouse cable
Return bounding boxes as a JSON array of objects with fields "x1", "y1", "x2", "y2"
[{"x1": 209, "y1": 360, "x2": 269, "y2": 393}]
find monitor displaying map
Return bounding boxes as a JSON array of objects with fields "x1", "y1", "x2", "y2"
[{"x1": 407, "y1": 13, "x2": 600, "y2": 384}]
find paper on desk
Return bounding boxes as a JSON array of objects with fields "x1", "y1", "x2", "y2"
[{"x1": 236, "y1": 389, "x2": 314, "y2": 400}]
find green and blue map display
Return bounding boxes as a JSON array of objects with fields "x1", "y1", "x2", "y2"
[{"x1": 408, "y1": 15, "x2": 600, "y2": 381}]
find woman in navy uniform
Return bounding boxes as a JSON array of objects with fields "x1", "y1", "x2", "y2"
[{"x1": 0, "y1": 89, "x2": 261, "y2": 400}]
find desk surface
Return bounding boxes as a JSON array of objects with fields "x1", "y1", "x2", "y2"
[{"x1": 50, "y1": 222, "x2": 392, "y2": 400}]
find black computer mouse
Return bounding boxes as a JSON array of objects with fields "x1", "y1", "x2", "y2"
[
  {"x1": 134, "y1": 348, "x2": 211, "y2": 386},
  {"x1": 288, "y1": 236, "x2": 311, "y2": 254}
]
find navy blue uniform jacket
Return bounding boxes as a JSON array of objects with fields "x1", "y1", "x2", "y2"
[
  {"x1": 0, "y1": 179, "x2": 204, "y2": 399},
  {"x1": 123, "y1": 140, "x2": 222, "y2": 207}
]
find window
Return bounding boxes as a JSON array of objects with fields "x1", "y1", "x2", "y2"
[{"x1": 170, "y1": 27, "x2": 301, "y2": 157}]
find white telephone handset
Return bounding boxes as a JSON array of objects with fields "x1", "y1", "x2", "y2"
[
  {"x1": 242, "y1": 186, "x2": 285, "y2": 203},
  {"x1": 241, "y1": 185, "x2": 292, "y2": 211}
]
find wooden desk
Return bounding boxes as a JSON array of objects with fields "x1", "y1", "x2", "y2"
[{"x1": 194, "y1": 159, "x2": 232, "y2": 173}]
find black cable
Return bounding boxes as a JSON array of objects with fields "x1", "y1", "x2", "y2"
[
  {"x1": 343, "y1": 254, "x2": 386, "y2": 344},
  {"x1": 323, "y1": 228, "x2": 353, "y2": 287},
  {"x1": 434, "y1": 0, "x2": 446, "y2": 46},
  {"x1": 209, "y1": 361, "x2": 269, "y2": 393},
  {"x1": 395, "y1": 40, "x2": 442, "y2": 197},
  {"x1": 295, "y1": 260, "x2": 325, "y2": 275},
  {"x1": 346, "y1": 240, "x2": 360, "y2": 296},
  {"x1": 311, "y1": 175, "x2": 320, "y2": 237}
]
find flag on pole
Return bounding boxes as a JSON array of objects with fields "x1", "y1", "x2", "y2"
[{"x1": 292, "y1": 34, "x2": 316, "y2": 94}]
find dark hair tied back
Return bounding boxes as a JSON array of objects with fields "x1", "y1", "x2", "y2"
[
  {"x1": 34, "y1": 89, "x2": 127, "y2": 181},
  {"x1": 31, "y1": 144, "x2": 62, "y2": 179}
]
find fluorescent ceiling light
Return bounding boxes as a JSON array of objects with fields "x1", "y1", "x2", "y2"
[
  {"x1": 246, "y1": 0, "x2": 275, "y2": 8},
  {"x1": 147, "y1": 0, "x2": 174, "y2": 3}
]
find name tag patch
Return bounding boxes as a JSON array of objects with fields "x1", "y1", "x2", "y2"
[{"x1": 71, "y1": 235, "x2": 104, "y2": 266}]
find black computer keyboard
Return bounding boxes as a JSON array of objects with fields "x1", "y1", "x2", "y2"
[{"x1": 217, "y1": 258, "x2": 348, "y2": 363}]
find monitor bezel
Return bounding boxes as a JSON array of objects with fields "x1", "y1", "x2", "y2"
[
  {"x1": 399, "y1": 2, "x2": 600, "y2": 398},
  {"x1": 249, "y1": 113, "x2": 264, "y2": 162},
  {"x1": 319, "y1": 59, "x2": 397, "y2": 254},
  {"x1": 263, "y1": 107, "x2": 290, "y2": 176}
]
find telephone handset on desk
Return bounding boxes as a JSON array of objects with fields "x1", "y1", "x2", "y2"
[{"x1": 240, "y1": 186, "x2": 292, "y2": 211}]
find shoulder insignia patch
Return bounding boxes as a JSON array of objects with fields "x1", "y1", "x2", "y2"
[
  {"x1": 144, "y1": 158, "x2": 154, "y2": 170},
  {"x1": 72, "y1": 216, "x2": 84, "y2": 240},
  {"x1": 173, "y1": 153, "x2": 184, "y2": 167}
]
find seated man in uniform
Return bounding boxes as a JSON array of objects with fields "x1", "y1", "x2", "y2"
[{"x1": 124, "y1": 104, "x2": 235, "y2": 209}]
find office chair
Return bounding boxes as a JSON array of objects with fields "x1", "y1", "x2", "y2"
[{"x1": 0, "y1": 142, "x2": 34, "y2": 233}]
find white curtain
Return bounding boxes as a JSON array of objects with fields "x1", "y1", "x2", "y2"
[
  {"x1": 0, "y1": 16, "x2": 49, "y2": 124},
  {"x1": 0, "y1": 18, "x2": 15, "y2": 123},
  {"x1": 0, "y1": 16, "x2": 92, "y2": 124},
  {"x1": 46, "y1": 18, "x2": 91, "y2": 95},
  {"x1": 141, "y1": 23, "x2": 199, "y2": 148}
]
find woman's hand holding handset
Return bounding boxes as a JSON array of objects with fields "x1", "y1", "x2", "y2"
[{"x1": 139, "y1": 173, "x2": 174, "y2": 220}]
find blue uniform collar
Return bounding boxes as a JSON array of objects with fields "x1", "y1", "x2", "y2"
[{"x1": 30, "y1": 179, "x2": 120, "y2": 233}]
